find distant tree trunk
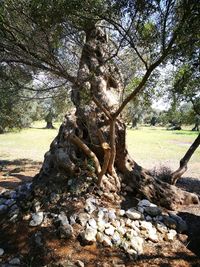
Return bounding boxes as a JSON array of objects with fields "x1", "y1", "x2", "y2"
[
  {"x1": 36, "y1": 25, "x2": 199, "y2": 210},
  {"x1": 45, "y1": 121, "x2": 54, "y2": 129},
  {"x1": 170, "y1": 133, "x2": 200, "y2": 185},
  {"x1": 45, "y1": 112, "x2": 55, "y2": 129}
]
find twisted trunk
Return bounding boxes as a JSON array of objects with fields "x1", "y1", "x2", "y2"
[{"x1": 35, "y1": 25, "x2": 199, "y2": 210}]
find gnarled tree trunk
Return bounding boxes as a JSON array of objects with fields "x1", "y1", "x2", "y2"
[{"x1": 35, "y1": 25, "x2": 199, "y2": 210}]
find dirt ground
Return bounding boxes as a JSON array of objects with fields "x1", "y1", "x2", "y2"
[
  {"x1": 0, "y1": 159, "x2": 41, "y2": 192},
  {"x1": 0, "y1": 159, "x2": 200, "y2": 266}
]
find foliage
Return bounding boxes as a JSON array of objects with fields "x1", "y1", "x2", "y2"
[
  {"x1": 0, "y1": 65, "x2": 36, "y2": 133},
  {"x1": 0, "y1": 0, "x2": 199, "y2": 131},
  {"x1": 172, "y1": 64, "x2": 200, "y2": 115}
]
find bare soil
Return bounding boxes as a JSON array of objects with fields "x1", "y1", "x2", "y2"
[
  {"x1": 0, "y1": 159, "x2": 41, "y2": 192},
  {"x1": 0, "y1": 160, "x2": 200, "y2": 266}
]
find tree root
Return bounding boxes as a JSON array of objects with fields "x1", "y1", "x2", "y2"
[{"x1": 136, "y1": 171, "x2": 199, "y2": 210}]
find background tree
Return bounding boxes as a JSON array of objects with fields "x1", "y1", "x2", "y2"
[
  {"x1": 0, "y1": 64, "x2": 37, "y2": 133},
  {"x1": 0, "y1": 0, "x2": 199, "y2": 208}
]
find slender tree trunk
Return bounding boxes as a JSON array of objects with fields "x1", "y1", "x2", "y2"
[
  {"x1": 36, "y1": 24, "x2": 199, "y2": 210},
  {"x1": 171, "y1": 133, "x2": 200, "y2": 185}
]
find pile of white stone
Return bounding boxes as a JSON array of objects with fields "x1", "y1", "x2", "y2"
[
  {"x1": 0, "y1": 184, "x2": 188, "y2": 260},
  {"x1": 78, "y1": 198, "x2": 187, "y2": 257},
  {"x1": 0, "y1": 183, "x2": 32, "y2": 221}
]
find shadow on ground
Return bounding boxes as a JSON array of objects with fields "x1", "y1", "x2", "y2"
[
  {"x1": 0, "y1": 159, "x2": 41, "y2": 191},
  {"x1": 177, "y1": 177, "x2": 200, "y2": 196},
  {"x1": 178, "y1": 212, "x2": 200, "y2": 258}
]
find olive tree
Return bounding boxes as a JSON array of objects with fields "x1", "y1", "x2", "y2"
[{"x1": 0, "y1": 0, "x2": 199, "y2": 208}]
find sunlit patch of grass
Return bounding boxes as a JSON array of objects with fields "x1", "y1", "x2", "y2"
[
  {"x1": 0, "y1": 121, "x2": 61, "y2": 161},
  {"x1": 0, "y1": 123, "x2": 199, "y2": 175},
  {"x1": 126, "y1": 126, "x2": 200, "y2": 172}
]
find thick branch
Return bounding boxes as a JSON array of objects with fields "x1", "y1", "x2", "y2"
[
  {"x1": 93, "y1": 96, "x2": 112, "y2": 120},
  {"x1": 68, "y1": 134, "x2": 101, "y2": 175},
  {"x1": 97, "y1": 129, "x2": 111, "y2": 186},
  {"x1": 171, "y1": 133, "x2": 200, "y2": 185},
  {"x1": 108, "y1": 119, "x2": 117, "y2": 175},
  {"x1": 113, "y1": 31, "x2": 177, "y2": 118}
]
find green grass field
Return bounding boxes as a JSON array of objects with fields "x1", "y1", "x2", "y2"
[
  {"x1": 0, "y1": 121, "x2": 60, "y2": 162},
  {"x1": 0, "y1": 122, "x2": 199, "y2": 177}
]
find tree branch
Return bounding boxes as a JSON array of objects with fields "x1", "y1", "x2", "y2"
[
  {"x1": 68, "y1": 133, "x2": 101, "y2": 175},
  {"x1": 171, "y1": 133, "x2": 200, "y2": 185},
  {"x1": 97, "y1": 129, "x2": 111, "y2": 186}
]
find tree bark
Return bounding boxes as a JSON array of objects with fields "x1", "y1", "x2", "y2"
[
  {"x1": 170, "y1": 133, "x2": 200, "y2": 185},
  {"x1": 36, "y1": 24, "x2": 199, "y2": 210}
]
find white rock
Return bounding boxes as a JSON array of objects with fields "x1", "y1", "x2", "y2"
[
  {"x1": 76, "y1": 260, "x2": 85, "y2": 267},
  {"x1": 127, "y1": 248, "x2": 137, "y2": 256},
  {"x1": 125, "y1": 218, "x2": 133, "y2": 227},
  {"x1": 58, "y1": 212, "x2": 69, "y2": 226},
  {"x1": 97, "y1": 219, "x2": 106, "y2": 232},
  {"x1": 29, "y1": 212, "x2": 44, "y2": 227},
  {"x1": 117, "y1": 209, "x2": 125, "y2": 216},
  {"x1": 140, "y1": 221, "x2": 153, "y2": 231},
  {"x1": 148, "y1": 229, "x2": 159, "y2": 242},
  {"x1": 120, "y1": 218, "x2": 125, "y2": 227},
  {"x1": 84, "y1": 225, "x2": 97, "y2": 242},
  {"x1": 97, "y1": 210, "x2": 104, "y2": 219},
  {"x1": 111, "y1": 220, "x2": 120, "y2": 228},
  {"x1": 88, "y1": 218, "x2": 97, "y2": 229},
  {"x1": 131, "y1": 222, "x2": 140, "y2": 233},
  {"x1": 130, "y1": 236, "x2": 144, "y2": 254},
  {"x1": 126, "y1": 208, "x2": 142, "y2": 220},
  {"x1": 33, "y1": 201, "x2": 41, "y2": 212},
  {"x1": 105, "y1": 225, "x2": 115, "y2": 236},
  {"x1": 112, "y1": 231, "x2": 121, "y2": 246},
  {"x1": 108, "y1": 210, "x2": 116, "y2": 220},
  {"x1": 126, "y1": 229, "x2": 138, "y2": 239},
  {"x1": 117, "y1": 226, "x2": 126, "y2": 235},
  {"x1": 165, "y1": 229, "x2": 177, "y2": 241},
  {"x1": 69, "y1": 214, "x2": 76, "y2": 225},
  {"x1": 0, "y1": 248, "x2": 4, "y2": 256},
  {"x1": 9, "y1": 257, "x2": 21, "y2": 265},
  {"x1": 156, "y1": 222, "x2": 168, "y2": 234},
  {"x1": 121, "y1": 240, "x2": 129, "y2": 251},
  {"x1": 85, "y1": 199, "x2": 96, "y2": 214},
  {"x1": 103, "y1": 235, "x2": 112, "y2": 247},
  {"x1": 134, "y1": 220, "x2": 140, "y2": 228}
]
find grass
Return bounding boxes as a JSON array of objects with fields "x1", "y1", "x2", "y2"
[
  {"x1": 126, "y1": 126, "x2": 200, "y2": 175},
  {"x1": 0, "y1": 121, "x2": 60, "y2": 161},
  {"x1": 0, "y1": 122, "x2": 199, "y2": 175}
]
